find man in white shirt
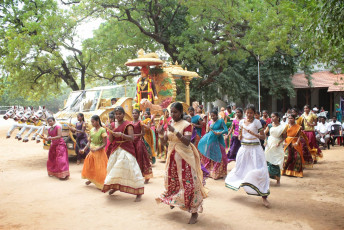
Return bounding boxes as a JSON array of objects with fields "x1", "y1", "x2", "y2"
[
  {"x1": 329, "y1": 116, "x2": 341, "y2": 126},
  {"x1": 316, "y1": 116, "x2": 330, "y2": 148},
  {"x1": 280, "y1": 115, "x2": 288, "y2": 126}
]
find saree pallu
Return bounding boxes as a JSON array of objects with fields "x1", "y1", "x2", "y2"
[
  {"x1": 198, "y1": 119, "x2": 228, "y2": 162},
  {"x1": 198, "y1": 119, "x2": 228, "y2": 179},
  {"x1": 47, "y1": 126, "x2": 70, "y2": 179},
  {"x1": 103, "y1": 121, "x2": 144, "y2": 195},
  {"x1": 282, "y1": 124, "x2": 304, "y2": 178},
  {"x1": 303, "y1": 131, "x2": 323, "y2": 160},
  {"x1": 227, "y1": 135, "x2": 241, "y2": 162},
  {"x1": 156, "y1": 120, "x2": 207, "y2": 213},
  {"x1": 82, "y1": 148, "x2": 108, "y2": 189}
]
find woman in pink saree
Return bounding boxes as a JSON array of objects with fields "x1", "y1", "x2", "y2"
[{"x1": 44, "y1": 117, "x2": 70, "y2": 180}]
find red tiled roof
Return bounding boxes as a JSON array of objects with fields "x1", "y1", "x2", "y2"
[{"x1": 292, "y1": 71, "x2": 344, "y2": 92}]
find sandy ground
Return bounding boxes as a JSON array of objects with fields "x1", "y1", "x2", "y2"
[{"x1": 0, "y1": 117, "x2": 344, "y2": 230}]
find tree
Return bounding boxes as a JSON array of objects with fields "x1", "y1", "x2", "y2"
[
  {"x1": 302, "y1": 0, "x2": 344, "y2": 71},
  {"x1": 0, "y1": 0, "x2": 92, "y2": 99},
  {"x1": 73, "y1": 0, "x2": 306, "y2": 104}
]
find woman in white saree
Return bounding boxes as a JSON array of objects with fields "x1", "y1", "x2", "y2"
[{"x1": 264, "y1": 112, "x2": 287, "y2": 185}]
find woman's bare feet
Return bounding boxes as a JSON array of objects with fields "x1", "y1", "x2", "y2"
[
  {"x1": 276, "y1": 177, "x2": 280, "y2": 186},
  {"x1": 76, "y1": 160, "x2": 81, "y2": 165},
  {"x1": 134, "y1": 195, "x2": 142, "y2": 202},
  {"x1": 59, "y1": 176, "x2": 69, "y2": 181},
  {"x1": 85, "y1": 181, "x2": 91, "y2": 185},
  {"x1": 109, "y1": 189, "x2": 117, "y2": 195},
  {"x1": 188, "y1": 213, "x2": 198, "y2": 224},
  {"x1": 144, "y1": 179, "x2": 149, "y2": 184},
  {"x1": 262, "y1": 197, "x2": 270, "y2": 208}
]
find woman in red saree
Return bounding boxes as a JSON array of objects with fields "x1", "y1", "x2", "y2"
[
  {"x1": 102, "y1": 106, "x2": 144, "y2": 202},
  {"x1": 132, "y1": 109, "x2": 153, "y2": 184},
  {"x1": 156, "y1": 102, "x2": 207, "y2": 224}
]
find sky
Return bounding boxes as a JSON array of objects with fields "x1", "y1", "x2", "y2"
[{"x1": 57, "y1": 1, "x2": 104, "y2": 50}]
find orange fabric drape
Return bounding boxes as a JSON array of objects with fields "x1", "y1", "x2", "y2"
[{"x1": 284, "y1": 124, "x2": 304, "y2": 164}]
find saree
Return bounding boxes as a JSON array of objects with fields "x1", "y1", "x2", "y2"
[
  {"x1": 296, "y1": 116, "x2": 315, "y2": 167},
  {"x1": 198, "y1": 119, "x2": 228, "y2": 179},
  {"x1": 191, "y1": 115, "x2": 202, "y2": 148},
  {"x1": 75, "y1": 122, "x2": 89, "y2": 161},
  {"x1": 81, "y1": 127, "x2": 108, "y2": 189},
  {"x1": 282, "y1": 124, "x2": 304, "y2": 178},
  {"x1": 156, "y1": 120, "x2": 207, "y2": 213},
  {"x1": 301, "y1": 113, "x2": 323, "y2": 161},
  {"x1": 132, "y1": 121, "x2": 153, "y2": 180},
  {"x1": 265, "y1": 124, "x2": 287, "y2": 179},
  {"x1": 103, "y1": 121, "x2": 144, "y2": 195},
  {"x1": 224, "y1": 112, "x2": 235, "y2": 148},
  {"x1": 47, "y1": 126, "x2": 70, "y2": 179},
  {"x1": 142, "y1": 118, "x2": 156, "y2": 158},
  {"x1": 227, "y1": 118, "x2": 242, "y2": 162}
]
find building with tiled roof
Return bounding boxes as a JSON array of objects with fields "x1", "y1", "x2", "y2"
[{"x1": 273, "y1": 71, "x2": 344, "y2": 116}]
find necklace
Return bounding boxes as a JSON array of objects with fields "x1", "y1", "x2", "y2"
[{"x1": 139, "y1": 78, "x2": 148, "y2": 91}]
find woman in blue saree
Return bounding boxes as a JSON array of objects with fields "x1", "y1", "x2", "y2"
[
  {"x1": 198, "y1": 109, "x2": 228, "y2": 179},
  {"x1": 188, "y1": 107, "x2": 203, "y2": 148}
]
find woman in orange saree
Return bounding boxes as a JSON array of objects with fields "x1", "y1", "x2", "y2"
[
  {"x1": 291, "y1": 108, "x2": 315, "y2": 167},
  {"x1": 282, "y1": 115, "x2": 304, "y2": 178}
]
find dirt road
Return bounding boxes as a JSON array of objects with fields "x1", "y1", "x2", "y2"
[{"x1": 1, "y1": 120, "x2": 343, "y2": 230}]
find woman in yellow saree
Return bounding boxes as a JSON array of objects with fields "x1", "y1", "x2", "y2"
[{"x1": 142, "y1": 110, "x2": 157, "y2": 164}]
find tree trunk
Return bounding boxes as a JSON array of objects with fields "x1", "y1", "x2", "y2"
[{"x1": 60, "y1": 60, "x2": 80, "y2": 91}]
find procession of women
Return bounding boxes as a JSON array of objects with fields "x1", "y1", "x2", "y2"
[{"x1": 35, "y1": 96, "x2": 339, "y2": 225}]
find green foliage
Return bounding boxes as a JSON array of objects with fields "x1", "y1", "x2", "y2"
[
  {"x1": 0, "y1": 0, "x2": 94, "y2": 100},
  {"x1": 1, "y1": 83, "x2": 70, "y2": 112},
  {"x1": 304, "y1": 0, "x2": 344, "y2": 71}
]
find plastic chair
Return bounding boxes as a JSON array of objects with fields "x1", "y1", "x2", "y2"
[{"x1": 330, "y1": 124, "x2": 342, "y2": 146}]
